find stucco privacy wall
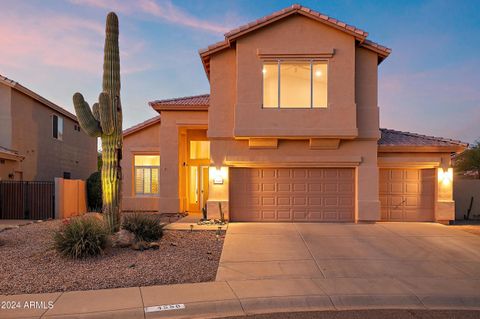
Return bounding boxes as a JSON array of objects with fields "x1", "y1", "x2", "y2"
[
  {"x1": 121, "y1": 122, "x2": 161, "y2": 211},
  {"x1": 454, "y1": 179, "x2": 480, "y2": 220},
  {"x1": 8, "y1": 89, "x2": 97, "y2": 181},
  {"x1": 54, "y1": 178, "x2": 87, "y2": 219}
]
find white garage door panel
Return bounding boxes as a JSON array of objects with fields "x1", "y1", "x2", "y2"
[
  {"x1": 380, "y1": 168, "x2": 435, "y2": 222},
  {"x1": 229, "y1": 168, "x2": 355, "y2": 222}
]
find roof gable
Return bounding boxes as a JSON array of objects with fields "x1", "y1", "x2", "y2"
[
  {"x1": 123, "y1": 115, "x2": 161, "y2": 137},
  {"x1": 199, "y1": 4, "x2": 391, "y2": 77},
  {"x1": 0, "y1": 74, "x2": 78, "y2": 122}
]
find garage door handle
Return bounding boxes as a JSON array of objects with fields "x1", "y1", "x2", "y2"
[{"x1": 394, "y1": 199, "x2": 407, "y2": 209}]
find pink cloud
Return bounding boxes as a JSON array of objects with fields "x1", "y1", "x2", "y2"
[
  {"x1": 71, "y1": 0, "x2": 230, "y2": 33},
  {"x1": 0, "y1": 9, "x2": 150, "y2": 75}
]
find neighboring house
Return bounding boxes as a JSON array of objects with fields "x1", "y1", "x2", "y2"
[
  {"x1": 0, "y1": 75, "x2": 97, "y2": 181},
  {"x1": 122, "y1": 5, "x2": 467, "y2": 223}
]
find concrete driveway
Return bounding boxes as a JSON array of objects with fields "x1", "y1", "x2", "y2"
[{"x1": 216, "y1": 222, "x2": 480, "y2": 311}]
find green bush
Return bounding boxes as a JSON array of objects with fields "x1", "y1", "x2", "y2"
[
  {"x1": 54, "y1": 217, "x2": 109, "y2": 259},
  {"x1": 86, "y1": 171, "x2": 102, "y2": 211},
  {"x1": 122, "y1": 214, "x2": 163, "y2": 242}
]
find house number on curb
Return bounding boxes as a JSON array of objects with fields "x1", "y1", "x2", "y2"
[{"x1": 144, "y1": 304, "x2": 186, "y2": 313}]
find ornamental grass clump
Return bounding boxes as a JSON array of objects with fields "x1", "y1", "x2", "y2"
[
  {"x1": 122, "y1": 214, "x2": 163, "y2": 242},
  {"x1": 53, "y1": 217, "x2": 109, "y2": 259}
]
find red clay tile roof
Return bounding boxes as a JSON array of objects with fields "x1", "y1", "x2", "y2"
[
  {"x1": 199, "y1": 4, "x2": 391, "y2": 77},
  {"x1": 149, "y1": 94, "x2": 209, "y2": 111},
  {"x1": 223, "y1": 4, "x2": 369, "y2": 40},
  {"x1": 123, "y1": 115, "x2": 161, "y2": 137},
  {"x1": 379, "y1": 128, "x2": 468, "y2": 151}
]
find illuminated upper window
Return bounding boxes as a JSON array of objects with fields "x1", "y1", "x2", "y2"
[
  {"x1": 134, "y1": 155, "x2": 160, "y2": 195},
  {"x1": 190, "y1": 141, "x2": 210, "y2": 160},
  {"x1": 263, "y1": 61, "x2": 327, "y2": 108}
]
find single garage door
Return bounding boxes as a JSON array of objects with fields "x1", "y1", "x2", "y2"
[
  {"x1": 379, "y1": 168, "x2": 435, "y2": 221},
  {"x1": 229, "y1": 168, "x2": 355, "y2": 222}
]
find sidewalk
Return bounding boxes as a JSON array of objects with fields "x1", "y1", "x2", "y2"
[{"x1": 2, "y1": 277, "x2": 480, "y2": 319}]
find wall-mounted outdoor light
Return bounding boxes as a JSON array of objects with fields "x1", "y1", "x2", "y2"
[
  {"x1": 213, "y1": 168, "x2": 224, "y2": 185},
  {"x1": 438, "y1": 167, "x2": 453, "y2": 185}
]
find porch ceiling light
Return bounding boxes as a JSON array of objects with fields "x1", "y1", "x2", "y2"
[{"x1": 438, "y1": 168, "x2": 453, "y2": 185}]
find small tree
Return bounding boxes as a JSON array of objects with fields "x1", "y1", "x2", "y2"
[{"x1": 454, "y1": 141, "x2": 480, "y2": 179}]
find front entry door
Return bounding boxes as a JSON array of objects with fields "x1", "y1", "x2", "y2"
[{"x1": 188, "y1": 165, "x2": 209, "y2": 213}]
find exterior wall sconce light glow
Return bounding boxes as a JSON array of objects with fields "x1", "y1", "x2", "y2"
[
  {"x1": 438, "y1": 167, "x2": 453, "y2": 185},
  {"x1": 212, "y1": 168, "x2": 224, "y2": 185}
]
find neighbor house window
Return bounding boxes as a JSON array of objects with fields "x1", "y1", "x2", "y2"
[
  {"x1": 52, "y1": 115, "x2": 64, "y2": 140},
  {"x1": 263, "y1": 61, "x2": 328, "y2": 108},
  {"x1": 189, "y1": 141, "x2": 210, "y2": 160},
  {"x1": 134, "y1": 155, "x2": 160, "y2": 195}
]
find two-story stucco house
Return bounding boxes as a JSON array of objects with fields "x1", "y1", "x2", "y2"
[
  {"x1": 122, "y1": 5, "x2": 467, "y2": 223},
  {"x1": 0, "y1": 75, "x2": 97, "y2": 181}
]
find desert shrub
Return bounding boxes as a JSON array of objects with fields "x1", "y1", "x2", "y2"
[
  {"x1": 53, "y1": 217, "x2": 108, "y2": 259},
  {"x1": 86, "y1": 171, "x2": 102, "y2": 211},
  {"x1": 122, "y1": 214, "x2": 163, "y2": 242}
]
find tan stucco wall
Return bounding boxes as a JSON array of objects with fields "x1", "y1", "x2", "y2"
[
  {"x1": 207, "y1": 15, "x2": 381, "y2": 221},
  {"x1": 0, "y1": 84, "x2": 12, "y2": 149},
  {"x1": 121, "y1": 122, "x2": 161, "y2": 212},
  {"x1": 0, "y1": 159, "x2": 20, "y2": 180},
  {"x1": 122, "y1": 111, "x2": 209, "y2": 213},
  {"x1": 8, "y1": 89, "x2": 97, "y2": 181},
  {"x1": 158, "y1": 111, "x2": 208, "y2": 213},
  {"x1": 54, "y1": 178, "x2": 87, "y2": 219},
  {"x1": 454, "y1": 179, "x2": 480, "y2": 220},
  {"x1": 233, "y1": 15, "x2": 357, "y2": 138}
]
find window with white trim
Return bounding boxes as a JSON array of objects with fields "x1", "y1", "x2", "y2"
[
  {"x1": 52, "y1": 115, "x2": 63, "y2": 140},
  {"x1": 134, "y1": 155, "x2": 160, "y2": 195},
  {"x1": 263, "y1": 61, "x2": 328, "y2": 108}
]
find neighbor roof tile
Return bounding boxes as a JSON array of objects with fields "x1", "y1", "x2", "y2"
[{"x1": 379, "y1": 128, "x2": 467, "y2": 148}]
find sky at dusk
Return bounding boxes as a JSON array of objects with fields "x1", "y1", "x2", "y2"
[{"x1": 0, "y1": 0, "x2": 479, "y2": 143}]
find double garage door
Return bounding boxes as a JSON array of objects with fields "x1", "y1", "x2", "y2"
[
  {"x1": 229, "y1": 168, "x2": 355, "y2": 222},
  {"x1": 229, "y1": 167, "x2": 435, "y2": 222}
]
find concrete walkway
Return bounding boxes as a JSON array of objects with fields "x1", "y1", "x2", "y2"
[
  {"x1": 163, "y1": 213, "x2": 228, "y2": 231},
  {"x1": 2, "y1": 223, "x2": 480, "y2": 318}
]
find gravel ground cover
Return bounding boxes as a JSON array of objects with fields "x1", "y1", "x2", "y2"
[{"x1": 0, "y1": 220, "x2": 225, "y2": 295}]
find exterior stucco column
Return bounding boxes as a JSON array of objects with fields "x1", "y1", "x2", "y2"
[
  {"x1": 435, "y1": 166, "x2": 455, "y2": 223},
  {"x1": 356, "y1": 163, "x2": 380, "y2": 222},
  {"x1": 158, "y1": 115, "x2": 180, "y2": 213}
]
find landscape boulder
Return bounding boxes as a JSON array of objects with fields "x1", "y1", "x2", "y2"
[{"x1": 112, "y1": 229, "x2": 136, "y2": 248}]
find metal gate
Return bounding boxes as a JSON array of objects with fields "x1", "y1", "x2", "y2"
[{"x1": 0, "y1": 181, "x2": 55, "y2": 219}]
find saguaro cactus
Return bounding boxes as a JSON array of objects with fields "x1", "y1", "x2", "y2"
[{"x1": 73, "y1": 12, "x2": 122, "y2": 233}]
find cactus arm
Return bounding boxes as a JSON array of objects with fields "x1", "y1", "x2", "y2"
[
  {"x1": 73, "y1": 92, "x2": 102, "y2": 137},
  {"x1": 92, "y1": 102, "x2": 100, "y2": 121},
  {"x1": 99, "y1": 92, "x2": 114, "y2": 135}
]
